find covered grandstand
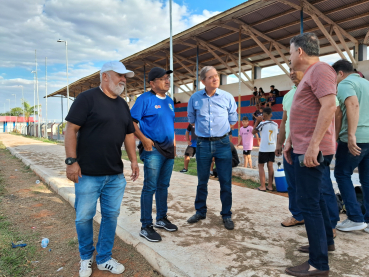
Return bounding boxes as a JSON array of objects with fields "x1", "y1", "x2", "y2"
[{"x1": 47, "y1": 0, "x2": 369, "y2": 143}]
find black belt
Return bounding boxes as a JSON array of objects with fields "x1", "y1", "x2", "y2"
[{"x1": 197, "y1": 134, "x2": 227, "y2": 141}]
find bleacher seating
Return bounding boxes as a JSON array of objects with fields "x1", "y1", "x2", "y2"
[{"x1": 174, "y1": 91, "x2": 288, "y2": 145}]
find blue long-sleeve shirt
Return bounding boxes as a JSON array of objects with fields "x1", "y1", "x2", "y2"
[{"x1": 187, "y1": 88, "x2": 238, "y2": 137}]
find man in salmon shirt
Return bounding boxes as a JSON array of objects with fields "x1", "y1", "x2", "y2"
[{"x1": 284, "y1": 33, "x2": 337, "y2": 276}]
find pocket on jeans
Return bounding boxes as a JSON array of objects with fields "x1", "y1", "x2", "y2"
[
  {"x1": 220, "y1": 136, "x2": 230, "y2": 145},
  {"x1": 118, "y1": 173, "x2": 125, "y2": 179}
]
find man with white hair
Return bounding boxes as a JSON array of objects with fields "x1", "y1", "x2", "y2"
[
  {"x1": 64, "y1": 61, "x2": 139, "y2": 276},
  {"x1": 187, "y1": 66, "x2": 238, "y2": 230}
]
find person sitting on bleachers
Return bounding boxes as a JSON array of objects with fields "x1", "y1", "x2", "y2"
[
  {"x1": 250, "y1": 86, "x2": 258, "y2": 106},
  {"x1": 258, "y1": 88, "x2": 266, "y2": 105},
  {"x1": 266, "y1": 94, "x2": 276, "y2": 107},
  {"x1": 270, "y1": 85, "x2": 280, "y2": 97}
]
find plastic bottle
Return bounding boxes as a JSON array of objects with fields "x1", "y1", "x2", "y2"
[
  {"x1": 274, "y1": 162, "x2": 288, "y2": 192},
  {"x1": 41, "y1": 238, "x2": 49, "y2": 248}
]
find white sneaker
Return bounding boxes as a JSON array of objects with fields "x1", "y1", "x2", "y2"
[
  {"x1": 336, "y1": 219, "x2": 367, "y2": 232},
  {"x1": 364, "y1": 226, "x2": 369, "y2": 233},
  {"x1": 97, "y1": 258, "x2": 125, "y2": 274},
  {"x1": 79, "y1": 256, "x2": 93, "y2": 277}
]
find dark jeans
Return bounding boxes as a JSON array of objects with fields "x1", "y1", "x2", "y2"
[
  {"x1": 284, "y1": 152, "x2": 339, "y2": 228},
  {"x1": 294, "y1": 152, "x2": 334, "y2": 271},
  {"x1": 284, "y1": 152, "x2": 303, "y2": 221},
  {"x1": 195, "y1": 136, "x2": 233, "y2": 218},
  {"x1": 140, "y1": 147, "x2": 174, "y2": 228},
  {"x1": 334, "y1": 141, "x2": 369, "y2": 223}
]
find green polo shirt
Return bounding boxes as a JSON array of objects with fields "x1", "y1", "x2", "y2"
[
  {"x1": 337, "y1": 73, "x2": 369, "y2": 143},
  {"x1": 282, "y1": 85, "x2": 297, "y2": 140}
]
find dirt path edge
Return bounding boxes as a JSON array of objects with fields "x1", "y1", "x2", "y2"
[{"x1": 5, "y1": 145, "x2": 188, "y2": 277}]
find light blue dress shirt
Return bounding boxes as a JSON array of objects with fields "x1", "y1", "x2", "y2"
[{"x1": 187, "y1": 88, "x2": 238, "y2": 137}]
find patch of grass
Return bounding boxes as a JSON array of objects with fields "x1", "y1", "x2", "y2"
[
  {"x1": 67, "y1": 237, "x2": 78, "y2": 247},
  {"x1": 0, "y1": 175, "x2": 6, "y2": 196},
  {"x1": 0, "y1": 215, "x2": 39, "y2": 276},
  {"x1": 231, "y1": 176, "x2": 261, "y2": 189},
  {"x1": 121, "y1": 150, "x2": 143, "y2": 164},
  {"x1": 10, "y1": 132, "x2": 59, "y2": 144}
]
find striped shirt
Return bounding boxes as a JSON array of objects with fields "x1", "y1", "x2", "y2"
[{"x1": 289, "y1": 62, "x2": 337, "y2": 156}]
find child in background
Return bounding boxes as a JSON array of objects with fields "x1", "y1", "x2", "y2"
[
  {"x1": 237, "y1": 117, "x2": 254, "y2": 168},
  {"x1": 252, "y1": 107, "x2": 278, "y2": 192}
]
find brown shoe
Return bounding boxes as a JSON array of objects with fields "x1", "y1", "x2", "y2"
[
  {"x1": 298, "y1": 244, "x2": 335, "y2": 253},
  {"x1": 285, "y1": 261, "x2": 329, "y2": 276},
  {"x1": 281, "y1": 217, "x2": 305, "y2": 227},
  {"x1": 333, "y1": 228, "x2": 336, "y2": 239}
]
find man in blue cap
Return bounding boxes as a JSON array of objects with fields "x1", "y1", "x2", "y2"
[
  {"x1": 130, "y1": 67, "x2": 178, "y2": 242},
  {"x1": 64, "y1": 61, "x2": 139, "y2": 276}
]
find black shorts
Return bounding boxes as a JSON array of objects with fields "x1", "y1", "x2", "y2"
[
  {"x1": 185, "y1": 146, "x2": 196, "y2": 157},
  {"x1": 258, "y1": 152, "x2": 275, "y2": 164},
  {"x1": 243, "y1": 150, "x2": 251, "y2": 155}
]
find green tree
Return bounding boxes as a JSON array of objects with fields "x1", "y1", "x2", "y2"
[
  {"x1": 21, "y1": 99, "x2": 39, "y2": 122},
  {"x1": 0, "y1": 100, "x2": 39, "y2": 119}
]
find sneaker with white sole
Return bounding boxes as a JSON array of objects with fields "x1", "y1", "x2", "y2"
[
  {"x1": 140, "y1": 225, "x2": 162, "y2": 242},
  {"x1": 79, "y1": 256, "x2": 93, "y2": 277},
  {"x1": 364, "y1": 226, "x2": 369, "y2": 234},
  {"x1": 336, "y1": 219, "x2": 367, "y2": 232},
  {"x1": 155, "y1": 216, "x2": 178, "y2": 232},
  {"x1": 97, "y1": 258, "x2": 125, "y2": 274}
]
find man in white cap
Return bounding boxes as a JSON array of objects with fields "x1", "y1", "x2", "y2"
[{"x1": 64, "y1": 61, "x2": 139, "y2": 276}]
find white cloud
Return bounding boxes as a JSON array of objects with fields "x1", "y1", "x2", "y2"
[{"x1": 0, "y1": 0, "x2": 219, "y2": 120}]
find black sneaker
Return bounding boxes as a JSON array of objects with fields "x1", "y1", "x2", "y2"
[
  {"x1": 180, "y1": 168, "x2": 188, "y2": 173},
  {"x1": 223, "y1": 218, "x2": 234, "y2": 230},
  {"x1": 155, "y1": 216, "x2": 178, "y2": 232},
  {"x1": 139, "y1": 225, "x2": 162, "y2": 242}
]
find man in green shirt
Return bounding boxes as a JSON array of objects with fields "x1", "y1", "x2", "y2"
[{"x1": 332, "y1": 59, "x2": 369, "y2": 234}]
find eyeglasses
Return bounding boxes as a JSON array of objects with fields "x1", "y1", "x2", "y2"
[{"x1": 156, "y1": 77, "x2": 170, "y2": 82}]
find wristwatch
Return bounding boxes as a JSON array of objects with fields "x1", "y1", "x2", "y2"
[{"x1": 65, "y1": 157, "x2": 77, "y2": 165}]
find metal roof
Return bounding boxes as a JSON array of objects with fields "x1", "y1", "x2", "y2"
[{"x1": 48, "y1": 0, "x2": 369, "y2": 99}]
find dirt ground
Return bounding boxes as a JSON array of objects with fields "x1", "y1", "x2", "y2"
[{"x1": 0, "y1": 144, "x2": 161, "y2": 277}]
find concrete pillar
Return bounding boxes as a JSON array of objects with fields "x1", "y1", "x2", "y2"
[
  {"x1": 253, "y1": 66, "x2": 262, "y2": 80},
  {"x1": 220, "y1": 74, "x2": 227, "y2": 85},
  {"x1": 358, "y1": 44, "x2": 367, "y2": 61}
]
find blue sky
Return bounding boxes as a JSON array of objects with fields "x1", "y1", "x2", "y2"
[
  {"x1": 1, "y1": 0, "x2": 248, "y2": 121},
  {"x1": 0, "y1": 0, "x2": 367, "y2": 121}
]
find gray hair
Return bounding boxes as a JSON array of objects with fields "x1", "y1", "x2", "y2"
[
  {"x1": 100, "y1": 70, "x2": 111, "y2": 82},
  {"x1": 200, "y1": 66, "x2": 216, "y2": 80},
  {"x1": 290, "y1": 32, "x2": 320, "y2": 57}
]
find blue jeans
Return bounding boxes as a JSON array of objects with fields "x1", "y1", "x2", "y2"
[
  {"x1": 284, "y1": 152, "x2": 339, "y2": 228},
  {"x1": 294, "y1": 153, "x2": 334, "y2": 271},
  {"x1": 140, "y1": 147, "x2": 174, "y2": 228},
  {"x1": 283, "y1": 152, "x2": 304, "y2": 221},
  {"x1": 195, "y1": 136, "x2": 232, "y2": 218},
  {"x1": 334, "y1": 141, "x2": 369, "y2": 223},
  {"x1": 74, "y1": 174, "x2": 126, "y2": 264}
]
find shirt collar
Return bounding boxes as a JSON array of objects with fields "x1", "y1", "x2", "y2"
[{"x1": 202, "y1": 88, "x2": 221, "y2": 96}]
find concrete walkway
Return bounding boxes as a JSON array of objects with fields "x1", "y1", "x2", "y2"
[{"x1": 1, "y1": 134, "x2": 368, "y2": 277}]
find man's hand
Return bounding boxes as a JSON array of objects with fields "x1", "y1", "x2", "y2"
[
  {"x1": 130, "y1": 162, "x2": 139, "y2": 182},
  {"x1": 66, "y1": 162, "x2": 82, "y2": 183},
  {"x1": 275, "y1": 143, "x2": 283, "y2": 157},
  {"x1": 304, "y1": 145, "x2": 320, "y2": 167},
  {"x1": 348, "y1": 135, "x2": 361, "y2": 156},
  {"x1": 143, "y1": 137, "x2": 154, "y2": 151},
  {"x1": 187, "y1": 141, "x2": 192, "y2": 146},
  {"x1": 283, "y1": 139, "x2": 293, "y2": 164},
  {"x1": 256, "y1": 115, "x2": 263, "y2": 123}
]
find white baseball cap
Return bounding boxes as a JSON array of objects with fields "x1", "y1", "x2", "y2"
[{"x1": 100, "y1": 61, "x2": 134, "y2": 78}]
